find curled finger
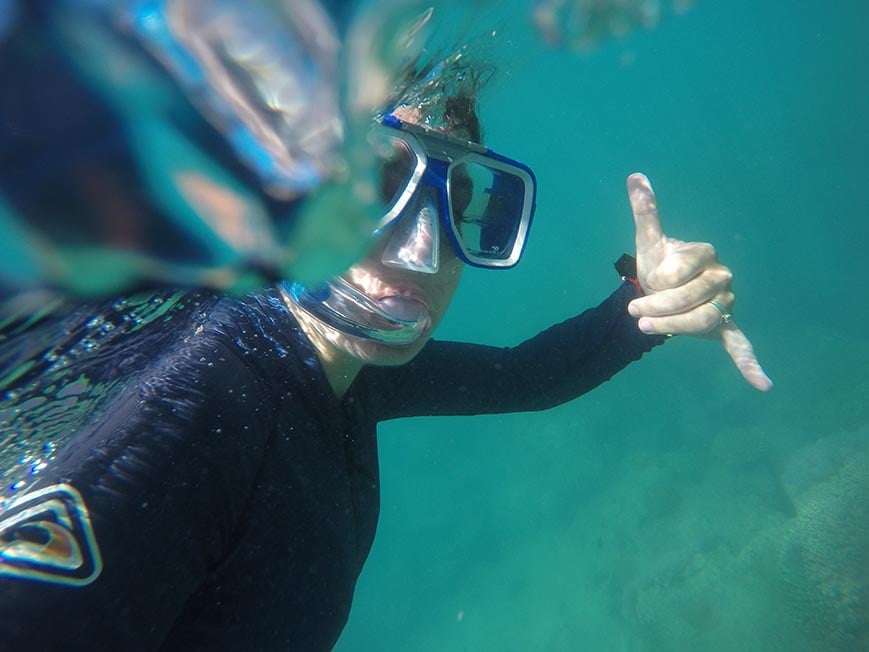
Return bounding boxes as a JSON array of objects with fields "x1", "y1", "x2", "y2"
[
  {"x1": 630, "y1": 271, "x2": 733, "y2": 318},
  {"x1": 636, "y1": 293, "x2": 734, "y2": 335},
  {"x1": 647, "y1": 241, "x2": 720, "y2": 290}
]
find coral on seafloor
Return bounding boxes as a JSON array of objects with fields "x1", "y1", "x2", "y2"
[
  {"x1": 621, "y1": 431, "x2": 869, "y2": 652},
  {"x1": 778, "y1": 446, "x2": 869, "y2": 651}
]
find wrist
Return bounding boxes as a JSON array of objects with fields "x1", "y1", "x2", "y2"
[{"x1": 614, "y1": 253, "x2": 643, "y2": 295}]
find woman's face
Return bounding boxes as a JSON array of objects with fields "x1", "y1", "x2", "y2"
[{"x1": 294, "y1": 105, "x2": 469, "y2": 370}]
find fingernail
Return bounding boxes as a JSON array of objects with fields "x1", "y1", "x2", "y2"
[
  {"x1": 638, "y1": 318, "x2": 654, "y2": 334},
  {"x1": 628, "y1": 301, "x2": 640, "y2": 317}
]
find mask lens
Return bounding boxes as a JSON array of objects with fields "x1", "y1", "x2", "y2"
[
  {"x1": 375, "y1": 136, "x2": 418, "y2": 211},
  {"x1": 379, "y1": 187, "x2": 441, "y2": 274},
  {"x1": 449, "y1": 161, "x2": 527, "y2": 262}
]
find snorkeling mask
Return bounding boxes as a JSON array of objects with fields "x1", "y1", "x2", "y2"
[{"x1": 282, "y1": 114, "x2": 537, "y2": 344}]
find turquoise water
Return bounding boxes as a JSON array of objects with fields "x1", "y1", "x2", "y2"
[{"x1": 337, "y1": 2, "x2": 869, "y2": 650}]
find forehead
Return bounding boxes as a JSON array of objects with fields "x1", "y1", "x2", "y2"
[
  {"x1": 384, "y1": 114, "x2": 486, "y2": 165},
  {"x1": 389, "y1": 104, "x2": 477, "y2": 143},
  {"x1": 391, "y1": 105, "x2": 423, "y2": 124}
]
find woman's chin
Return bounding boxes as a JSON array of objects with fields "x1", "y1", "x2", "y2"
[{"x1": 353, "y1": 335, "x2": 429, "y2": 367}]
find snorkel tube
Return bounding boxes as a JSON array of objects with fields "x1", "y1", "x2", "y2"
[{"x1": 280, "y1": 278, "x2": 431, "y2": 345}]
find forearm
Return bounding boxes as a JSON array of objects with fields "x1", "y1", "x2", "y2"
[{"x1": 491, "y1": 281, "x2": 666, "y2": 411}]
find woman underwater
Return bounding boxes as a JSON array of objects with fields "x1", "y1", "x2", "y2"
[{"x1": 0, "y1": 59, "x2": 770, "y2": 650}]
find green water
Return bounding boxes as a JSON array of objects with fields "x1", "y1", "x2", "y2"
[{"x1": 336, "y1": 2, "x2": 869, "y2": 650}]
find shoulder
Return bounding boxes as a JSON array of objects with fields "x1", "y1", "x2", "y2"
[
  {"x1": 0, "y1": 288, "x2": 314, "y2": 496},
  {"x1": 101, "y1": 287, "x2": 319, "y2": 425}
]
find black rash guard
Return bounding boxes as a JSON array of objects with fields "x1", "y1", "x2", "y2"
[{"x1": 0, "y1": 282, "x2": 662, "y2": 651}]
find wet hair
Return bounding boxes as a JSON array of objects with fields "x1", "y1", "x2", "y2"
[
  {"x1": 387, "y1": 48, "x2": 494, "y2": 143},
  {"x1": 443, "y1": 95, "x2": 482, "y2": 144}
]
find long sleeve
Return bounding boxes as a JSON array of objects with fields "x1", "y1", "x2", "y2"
[
  {"x1": 358, "y1": 282, "x2": 666, "y2": 421},
  {"x1": 0, "y1": 286, "x2": 390, "y2": 652},
  {"x1": 0, "y1": 303, "x2": 273, "y2": 651}
]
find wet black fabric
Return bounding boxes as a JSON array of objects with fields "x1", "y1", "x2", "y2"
[{"x1": 0, "y1": 282, "x2": 662, "y2": 651}]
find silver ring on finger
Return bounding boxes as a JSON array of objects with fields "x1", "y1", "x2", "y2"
[{"x1": 708, "y1": 299, "x2": 733, "y2": 325}]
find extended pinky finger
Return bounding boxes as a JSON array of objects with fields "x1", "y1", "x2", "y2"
[
  {"x1": 720, "y1": 324, "x2": 773, "y2": 391},
  {"x1": 636, "y1": 314, "x2": 774, "y2": 392}
]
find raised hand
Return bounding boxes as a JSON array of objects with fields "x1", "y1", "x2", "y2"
[{"x1": 625, "y1": 173, "x2": 772, "y2": 391}]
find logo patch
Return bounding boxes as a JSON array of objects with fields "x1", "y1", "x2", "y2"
[{"x1": 0, "y1": 483, "x2": 103, "y2": 586}]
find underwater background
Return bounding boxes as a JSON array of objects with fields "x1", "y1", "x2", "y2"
[{"x1": 337, "y1": 1, "x2": 868, "y2": 650}]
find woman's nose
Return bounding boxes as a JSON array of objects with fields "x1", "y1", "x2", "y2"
[{"x1": 379, "y1": 186, "x2": 442, "y2": 274}]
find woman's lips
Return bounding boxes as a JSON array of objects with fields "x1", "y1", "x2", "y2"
[
  {"x1": 376, "y1": 295, "x2": 428, "y2": 322},
  {"x1": 374, "y1": 282, "x2": 430, "y2": 311}
]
